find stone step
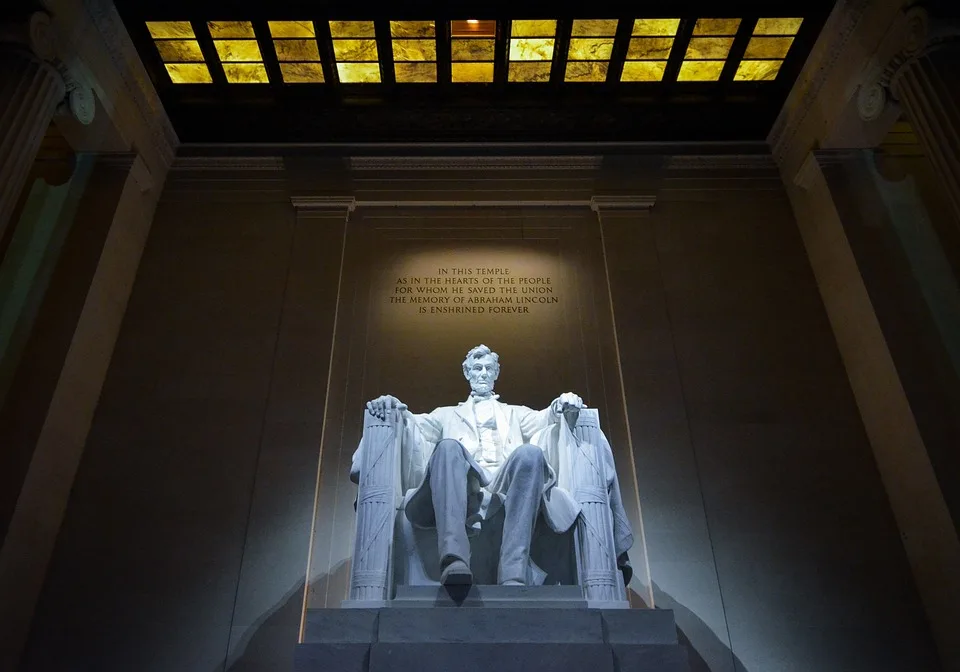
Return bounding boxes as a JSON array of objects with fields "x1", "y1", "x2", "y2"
[{"x1": 297, "y1": 606, "x2": 689, "y2": 672}]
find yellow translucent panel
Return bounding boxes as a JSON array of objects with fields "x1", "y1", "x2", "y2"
[
  {"x1": 511, "y1": 20, "x2": 557, "y2": 37},
  {"x1": 390, "y1": 21, "x2": 435, "y2": 38},
  {"x1": 451, "y1": 62, "x2": 494, "y2": 82},
  {"x1": 567, "y1": 38, "x2": 615, "y2": 61},
  {"x1": 626, "y1": 37, "x2": 674, "y2": 60},
  {"x1": 677, "y1": 60, "x2": 725, "y2": 81},
  {"x1": 337, "y1": 62, "x2": 380, "y2": 83},
  {"x1": 392, "y1": 39, "x2": 436, "y2": 61},
  {"x1": 685, "y1": 37, "x2": 734, "y2": 59},
  {"x1": 280, "y1": 62, "x2": 325, "y2": 83},
  {"x1": 565, "y1": 61, "x2": 608, "y2": 82},
  {"x1": 329, "y1": 21, "x2": 376, "y2": 38},
  {"x1": 164, "y1": 62, "x2": 212, "y2": 83},
  {"x1": 451, "y1": 38, "x2": 495, "y2": 61},
  {"x1": 570, "y1": 20, "x2": 619, "y2": 36},
  {"x1": 222, "y1": 63, "x2": 269, "y2": 83},
  {"x1": 743, "y1": 36, "x2": 794, "y2": 59},
  {"x1": 509, "y1": 38, "x2": 554, "y2": 61},
  {"x1": 147, "y1": 21, "x2": 194, "y2": 39},
  {"x1": 214, "y1": 40, "x2": 262, "y2": 62},
  {"x1": 207, "y1": 21, "x2": 255, "y2": 38},
  {"x1": 274, "y1": 39, "x2": 320, "y2": 61},
  {"x1": 155, "y1": 40, "x2": 204, "y2": 62},
  {"x1": 268, "y1": 21, "x2": 315, "y2": 38},
  {"x1": 632, "y1": 19, "x2": 680, "y2": 36},
  {"x1": 332, "y1": 39, "x2": 378, "y2": 61},
  {"x1": 621, "y1": 60, "x2": 666, "y2": 81},
  {"x1": 754, "y1": 18, "x2": 803, "y2": 35},
  {"x1": 395, "y1": 62, "x2": 437, "y2": 82},
  {"x1": 693, "y1": 18, "x2": 741, "y2": 35},
  {"x1": 734, "y1": 59, "x2": 783, "y2": 81},
  {"x1": 508, "y1": 61, "x2": 552, "y2": 82}
]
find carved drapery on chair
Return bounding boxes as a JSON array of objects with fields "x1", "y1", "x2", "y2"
[{"x1": 348, "y1": 408, "x2": 627, "y2": 606}]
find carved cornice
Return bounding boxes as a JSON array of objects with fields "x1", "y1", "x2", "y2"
[
  {"x1": 590, "y1": 195, "x2": 656, "y2": 212},
  {"x1": 79, "y1": 0, "x2": 177, "y2": 169},
  {"x1": 664, "y1": 154, "x2": 777, "y2": 171},
  {"x1": 348, "y1": 155, "x2": 603, "y2": 171},
  {"x1": 769, "y1": 0, "x2": 873, "y2": 163},
  {"x1": 172, "y1": 156, "x2": 286, "y2": 171}
]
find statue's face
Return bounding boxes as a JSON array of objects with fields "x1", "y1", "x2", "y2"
[{"x1": 466, "y1": 354, "x2": 499, "y2": 397}]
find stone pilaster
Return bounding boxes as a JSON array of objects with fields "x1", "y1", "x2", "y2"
[{"x1": 0, "y1": 12, "x2": 65, "y2": 244}]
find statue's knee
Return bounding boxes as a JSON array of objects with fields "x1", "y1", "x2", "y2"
[
  {"x1": 513, "y1": 443, "x2": 545, "y2": 467},
  {"x1": 431, "y1": 439, "x2": 465, "y2": 462}
]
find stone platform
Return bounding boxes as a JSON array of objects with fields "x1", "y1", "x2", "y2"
[{"x1": 296, "y1": 595, "x2": 689, "y2": 672}]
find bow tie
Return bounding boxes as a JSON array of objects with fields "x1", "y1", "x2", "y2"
[{"x1": 471, "y1": 392, "x2": 500, "y2": 401}]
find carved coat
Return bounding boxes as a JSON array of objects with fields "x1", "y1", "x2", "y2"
[{"x1": 398, "y1": 396, "x2": 582, "y2": 535}]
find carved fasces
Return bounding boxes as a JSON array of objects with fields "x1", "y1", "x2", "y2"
[
  {"x1": 570, "y1": 410, "x2": 626, "y2": 604},
  {"x1": 349, "y1": 409, "x2": 403, "y2": 602}
]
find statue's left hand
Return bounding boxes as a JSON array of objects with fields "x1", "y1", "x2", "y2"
[{"x1": 552, "y1": 392, "x2": 586, "y2": 415}]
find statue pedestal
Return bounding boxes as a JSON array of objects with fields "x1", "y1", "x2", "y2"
[{"x1": 296, "y1": 604, "x2": 689, "y2": 672}]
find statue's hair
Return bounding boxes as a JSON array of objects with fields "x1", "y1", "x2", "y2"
[{"x1": 462, "y1": 344, "x2": 500, "y2": 380}]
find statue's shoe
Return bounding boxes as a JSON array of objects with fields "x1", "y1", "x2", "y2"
[
  {"x1": 500, "y1": 579, "x2": 524, "y2": 586},
  {"x1": 440, "y1": 559, "x2": 473, "y2": 585}
]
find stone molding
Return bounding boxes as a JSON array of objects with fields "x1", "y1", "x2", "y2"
[
  {"x1": 290, "y1": 196, "x2": 357, "y2": 212},
  {"x1": 172, "y1": 156, "x2": 287, "y2": 171},
  {"x1": 664, "y1": 154, "x2": 777, "y2": 171},
  {"x1": 348, "y1": 155, "x2": 603, "y2": 171},
  {"x1": 590, "y1": 195, "x2": 656, "y2": 213}
]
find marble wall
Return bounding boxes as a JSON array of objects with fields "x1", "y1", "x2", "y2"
[{"x1": 21, "y1": 155, "x2": 940, "y2": 672}]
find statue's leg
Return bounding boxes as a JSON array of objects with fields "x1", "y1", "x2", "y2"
[
  {"x1": 497, "y1": 443, "x2": 546, "y2": 585},
  {"x1": 426, "y1": 439, "x2": 473, "y2": 581}
]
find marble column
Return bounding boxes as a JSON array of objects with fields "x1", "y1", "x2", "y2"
[
  {"x1": 860, "y1": 7, "x2": 960, "y2": 226},
  {"x1": 0, "y1": 12, "x2": 66, "y2": 245}
]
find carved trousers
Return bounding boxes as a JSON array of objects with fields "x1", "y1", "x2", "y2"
[{"x1": 423, "y1": 439, "x2": 546, "y2": 585}]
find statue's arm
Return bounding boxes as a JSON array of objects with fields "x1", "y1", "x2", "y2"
[
  {"x1": 398, "y1": 409, "x2": 442, "y2": 490},
  {"x1": 519, "y1": 392, "x2": 586, "y2": 441}
]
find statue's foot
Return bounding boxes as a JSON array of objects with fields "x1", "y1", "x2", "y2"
[
  {"x1": 440, "y1": 559, "x2": 473, "y2": 586},
  {"x1": 500, "y1": 579, "x2": 524, "y2": 586}
]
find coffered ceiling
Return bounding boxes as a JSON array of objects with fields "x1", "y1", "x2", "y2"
[{"x1": 114, "y1": 0, "x2": 836, "y2": 143}]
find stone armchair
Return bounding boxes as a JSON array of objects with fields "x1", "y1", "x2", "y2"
[{"x1": 346, "y1": 408, "x2": 629, "y2": 607}]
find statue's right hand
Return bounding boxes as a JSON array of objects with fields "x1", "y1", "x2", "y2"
[{"x1": 366, "y1": 395, "x2": 408, "y2": 421}]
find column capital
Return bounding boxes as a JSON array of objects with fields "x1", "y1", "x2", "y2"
[
  {"x1": 858, "y1": 5, "x2": 960, "y2": 121},
  {"x1": 0, "y1": 11, "x2": 58, "y2": 62}
]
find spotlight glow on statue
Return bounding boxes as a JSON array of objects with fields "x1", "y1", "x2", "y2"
[{"x1": 363, "y1": 344, "x2": 627, "y2": 587}]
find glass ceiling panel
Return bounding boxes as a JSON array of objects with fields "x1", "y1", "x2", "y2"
[
  {"x1": 632, "y1": 19, "x2": 680, "y2": 36},
  {"x1": 268, "y1": 21, "x2": 315, "y2": 38},
  {"x1": 328, "y1": 20, "x2": 380, "y2": 83},
  {"x1": 143, "y1": 15, "x2": 805, "y2": 88},
  {"x1": 622, "y1": 18, "x2": 680, "y2": 82},
  {"x1": 148, "y1": 21, "x2": 212, "y2": 84},
  {"x1": 450, "y1": 20, "x2": 496, "y2": 83}
]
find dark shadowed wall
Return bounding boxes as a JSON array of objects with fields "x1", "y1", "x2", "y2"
[{"x1": 21, "y1": 152, "x2": 940, "y2": 672}]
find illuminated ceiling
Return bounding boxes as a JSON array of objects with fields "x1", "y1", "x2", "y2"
[{"x1": 115, "y1": 1, "x2": 834, "y2": 143}]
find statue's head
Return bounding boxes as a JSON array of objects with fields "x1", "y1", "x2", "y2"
[{"x1": 462, "y1": 344, "x2": 500, "y2": 397}]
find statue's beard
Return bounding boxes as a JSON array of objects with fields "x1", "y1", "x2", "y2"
[{"x1": 470, "y1": 381, "x2": 494, "y2": 397}]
